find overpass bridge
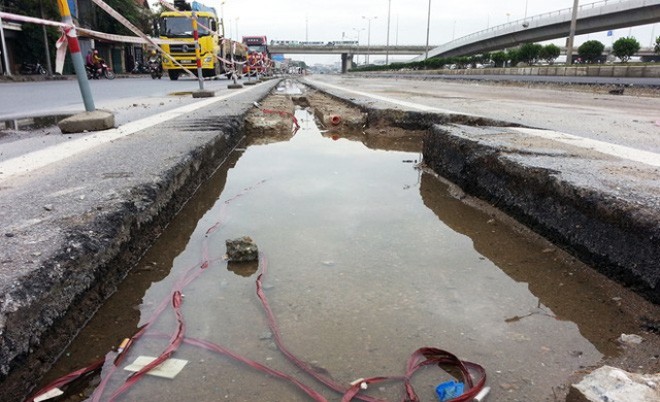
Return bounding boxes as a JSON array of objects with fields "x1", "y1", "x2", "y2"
[
  {"x1": 268, "y1": 44, "x2": 429, "y2": 55},
  {"x1": 413, "y1": 0, "x2": 660, "y2": 61},
  {"x1": 269, "y1": 44, "x2": 430, "y2": 73}
]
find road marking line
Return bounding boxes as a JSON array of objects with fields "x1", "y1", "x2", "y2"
[
  {"x1": 305, "y1": 78, "x2": 465, "y2": 114},
  {"x1": 0, "y1": 85, "x2": 259, "y2": 181},
  {"x1": 307, "y1": 79, "x2": 660, "y2": 168},
  {"x1": 511, "y1": 127, "x2": 660, "y2": 168}
]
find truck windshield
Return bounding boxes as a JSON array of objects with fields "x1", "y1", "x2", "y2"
[
  {"x1": 161, "y1": 17, "x2": 213, "y2": 37},
  {"x1": 248, "y1": 45, "x2": 266, "y2": 53}
]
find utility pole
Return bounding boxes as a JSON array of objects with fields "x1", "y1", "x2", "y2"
[
  {"x1": 386, "y1": 0, "x2": 391, "y2": 65},
  {"x1": 425, "y1": 0, "x2": 431, "y2": 61},
  {"x1": 566, "y1": 0, "x2": 579, "y2": 65},
  {"x1": 0, "y1": 10, "x2": 10, "y2": 76},
  {"x1": 362, "y1": 15, "x2": 377, "y2": 65},
  {"x1": 40, "y1": 0, "x2": 53, "y2": 75}
]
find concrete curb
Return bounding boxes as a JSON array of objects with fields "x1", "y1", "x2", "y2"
[
  {"x1": 0, "y1": 80, "x2": 282, "y2": 401},
  {"x1": 58, "y1": 110, "x2": 115, "y2": 133}
]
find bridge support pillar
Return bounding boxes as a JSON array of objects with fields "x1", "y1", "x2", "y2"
[{"x1": 341, "y1": 53, "x2": 354, "y2": 74}]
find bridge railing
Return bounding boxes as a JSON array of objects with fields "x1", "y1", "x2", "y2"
[{"x1": 444, "y1": 0, "x2": 651, "y2": 52}]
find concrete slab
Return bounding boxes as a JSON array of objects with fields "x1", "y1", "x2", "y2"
[
  {"x1": 58, "y1": 110, "x2": 115, "y2": 133},
  {"x1": 192, "y1": 90, "x2": 215, "y2": 98}
]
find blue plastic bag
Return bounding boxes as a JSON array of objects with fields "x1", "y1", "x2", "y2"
[{"x1": 435, "y1": 380, "x2": 464, "y2": 401}]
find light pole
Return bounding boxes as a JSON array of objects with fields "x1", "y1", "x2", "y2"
[
  {"x1": 386, "y1": 0, "x2": 392, "y2": 65},
  {"x1": 524, "y1": 0, "x2": 529, "y2": 20},
  {"x1": 362, "y1": 15, "x2": 377, "y2": 65},
  {"x1": 0, "y1": 13, "x2": 10, "y2": 76},
  {"x1": 566, "y1": 0, "x2": 579, "y2": 65},
  {"x1": 353, "y1": 28, "x2": 365, "y2": 64},
  {"x1": 424, "y1": 0, "x2": 431, "y2": 61},
  {"x1": 220, "y1": 1, "x2": 225, "y2": 36},
  {"x1": 396, "y1": 14, "x2": 399, "y2": 46}
]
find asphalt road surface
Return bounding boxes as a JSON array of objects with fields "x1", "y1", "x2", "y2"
[{"x1": 307, "y1": 74, "x2": 660, "y2": 153}]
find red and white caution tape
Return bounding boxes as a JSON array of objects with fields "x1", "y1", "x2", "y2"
[
  {"x1": 90, "y1": 0, "x2": 195, "y2": 77},
  {"x1": 55, "y1": 26, "x2": 77, "y2": 74}
]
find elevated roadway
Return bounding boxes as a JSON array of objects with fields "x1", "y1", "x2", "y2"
[
  {"x1": 268, "y1": 44, "x2": 429, "y2": 56},
  {"x1": 413, "y1": 0, "x2": 660, "y2": 60}
]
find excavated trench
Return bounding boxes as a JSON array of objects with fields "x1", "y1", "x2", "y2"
[{"x1": 16, "y1": 80, "x2": 660, "y2": 402}]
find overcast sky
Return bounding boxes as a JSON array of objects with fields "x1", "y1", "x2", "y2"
[{"x1": 150, "y1": 0, "x2": 658, "y2": 65}]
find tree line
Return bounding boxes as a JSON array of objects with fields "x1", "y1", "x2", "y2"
[
  {"x1": 353, "y1": 36, "x2": 656, "y2": 72},
  {"x1": 0, "y1": 0, "x2": 153, "y2": 66}
]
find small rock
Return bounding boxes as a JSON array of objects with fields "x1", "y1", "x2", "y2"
[
  {"x1": 225, "y1": 236, "x2": 258, "y2": 262},
  {"x1": 321, "y1": 260, "x2": 335, "y2": 266},
  {"x1": 570, "y1": 366, "x2": 660, "y2": 402},
  {"x1": 487, "y1": 219, "x2": 496, "y2": 224},
  {"x1": 43, "y1": 204, "x2": 54, "y2": 211},
  {"x1": 618, "y1": 333, "x2": 643, "y2": 344},
  {"x1": 4, "y1": 233, "x2": 14, "y2": 238}
]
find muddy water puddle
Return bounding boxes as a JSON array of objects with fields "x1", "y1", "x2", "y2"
[{"x1": 40, "y1": 105, "x2": 653, "y2": 401}]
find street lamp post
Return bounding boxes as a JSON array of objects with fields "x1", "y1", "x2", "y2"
[
  {"x1": 386, "y1": 0, "x2": 392, "y2": 65},
  {"x1": 566, "y1": 0, "x2": 579, "y2": 65},
  {"x1": 362, "y1": 15, "x2": 377, "y2": 65},
  {"x1": 353, "y1": 27, "x2": 364, "y2": 64},
  {"x1": 424, "y1": 0, "x2": 431, "y2": 61}
]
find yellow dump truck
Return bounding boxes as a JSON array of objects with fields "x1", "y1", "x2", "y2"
[{"x1": 159, "y1": 1, "x2": 246, "y2": 80}]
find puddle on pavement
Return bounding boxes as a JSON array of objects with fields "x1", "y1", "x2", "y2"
[
  {"x1": 38, "y1": 100, "x2": 652, "y2": 402},
  {"x1": 0, "y1": 114, "x2": 71, "y2": 131}
]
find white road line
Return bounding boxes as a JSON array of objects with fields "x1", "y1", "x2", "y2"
[
  {"x1": 307, "y1": 78, "x2": 660, "y2": 168},
  {"x1": 511, "y1": 127, "x2": 660, "y2": 168},
  {"x1": 305, "y1": 78, "x2": 465, "y2": 114},
  {"x1": 0, "y1": 85, "x2": 259, "y2": 181}
]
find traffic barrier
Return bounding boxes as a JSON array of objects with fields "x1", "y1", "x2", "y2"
[
  {"x1": 0, "y1": 9, "x2": 192, "y2": 76},
  {"x1": 90, "y1": 0, "x2": 196, "y2": 78}
]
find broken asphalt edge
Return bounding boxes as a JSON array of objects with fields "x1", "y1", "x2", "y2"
[
  {"x1": 301, "y1": 78, "x2": 658, "y2": 304},
  {"x1": 0, "y1": 79, "x2": 282, "y2": 402}
]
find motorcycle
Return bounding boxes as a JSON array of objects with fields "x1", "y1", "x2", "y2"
[
  {"x1": 86, "y1": 60, "x2": 115, "y2": 80},
  {"x1": 20, "y1": 62, "x2": 47, "y2": 75},
  {"x1": 131, "y1": 61, "x2": 150, "y2": 74},
  {"x1": 148, "y1": 57, "x2": 162, "y2": 79}
]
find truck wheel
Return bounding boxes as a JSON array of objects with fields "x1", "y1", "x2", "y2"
[{"x1": 168, "y1": 71, "x2": 180, "y2": 81}]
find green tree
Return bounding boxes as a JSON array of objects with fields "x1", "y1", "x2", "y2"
[
  {"x1": 612, "y1": 36, "x2": 641, "y2": 62},
  {"x1": 539, "y1": 44, "x2": 561, "y2": 65},
  {"x1": 0, "y1": 0, "x2": 60, "y2": 67},
  {"x1": 507, "y1": 48, "x2": 520, "y2": 67},
  {"x1": 518, "y1": 42, "x2": 543, "y2": 65},
  {"x1": 491, "y1": 51, "x2": 507, "y2": 67},
  {"x1": 577, "y1": 40, "x2": 605, "y2": 63},
  {"x1": 655, "y1": 36, "x2": 660, "y2": 54}
]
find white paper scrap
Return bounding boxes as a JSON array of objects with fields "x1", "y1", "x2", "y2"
[
  {"x1": 33, "y1": 388, "x2": 64, "y2": 402},
  {"x1": 123, "y1": 356, "x2": 188, "y2": 379}
]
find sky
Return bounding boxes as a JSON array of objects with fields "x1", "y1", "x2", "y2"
[{"x1": 149, "y1": 0, "x2": 659, "y2": 65}]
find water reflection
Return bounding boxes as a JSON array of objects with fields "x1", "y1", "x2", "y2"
[
  {"x1": 0, "y1": 114, "x2": 71, "y2": 131},
  {"x1": 41, "y1": 109, "x2": 618, "y2": 402},
  {"x1": 419, "y1": 173, "x2": 641, "y2": 356}
]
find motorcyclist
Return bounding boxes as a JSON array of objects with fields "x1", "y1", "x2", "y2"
[
  {"x1": 147, "y1": 49, "x2": 162, "y2": 75},
  {"x1": 91, "y1": 50, "x2": 103, "y2": 78},
  {"x1": 148, "y1": 50, "x2": 161, "y2": 65}
]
